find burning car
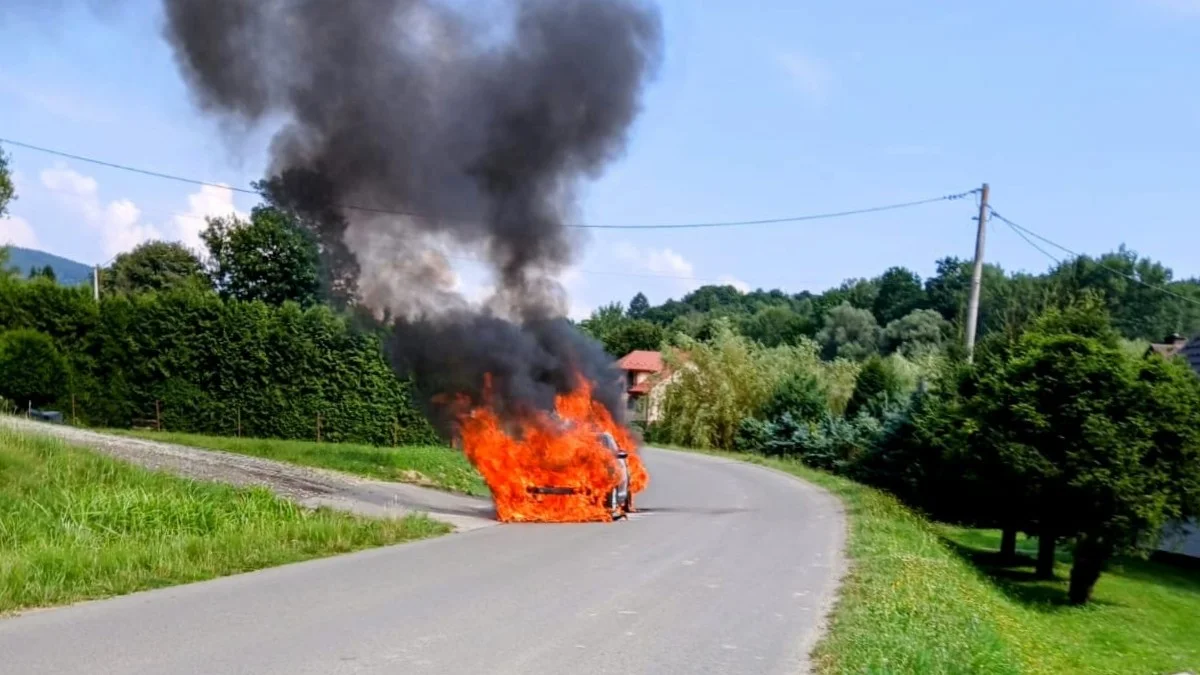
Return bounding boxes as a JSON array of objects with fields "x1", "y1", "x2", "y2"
[
  {"x1": 457, "y1": 377, "x2": 649, "y2": 523},
  {"x1": 526, "y1": 431, "x2": 633, "y2": 521}
]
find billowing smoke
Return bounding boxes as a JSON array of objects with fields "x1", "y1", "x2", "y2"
[{"x1": 159, "y1": 0, "x2": 662, "y2": 431}]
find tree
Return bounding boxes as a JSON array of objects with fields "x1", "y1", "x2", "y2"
[
  {"x1": 28, "y1": 265, "x2": 56, "y2": 282},
  {"x1": 845, "y1": 355, "x2": 904, "y2": 418},
  {"x1": 603, "y1": 319, "x2": 665, "y2": 357},
  {"x1": 964, "y1": 302, "x2": 1200, "y2": 603},
  {"x1": 740, "y1": 306, "x2": 814, "y2": 347},
  {"x1": 882, "y1": 309, "x2": 950, "y2": 357},
  {"x1": 1047, "y1": 246, "x2": 1200, "y2": 342},
  {"x1": 579, "y1": 302, "x2": 626, "y2": 347},
  {"x1": 872, "y1": 266, "x2": 925, "y2": 325},
  {"x1": 658, "y1": 320, "x2": 795, "y2": 450},
  {"x1": 0, "y1": 149, "x2": 14, "y2": 218},
  {"x1": 106, "y1": 240, "x2": 210, "y2": 295},
  {"x1": 0, "y1": 329, "x2": 67, "y2": 409},
  {"x1": 761, "y1": 370, "x2": 827, "y2": 423},
  {"x1": 817, "y1": 302, "x2": 881, "y2": 360},
  {"x1": 254, "y1": 170, "x2": 359, "y2": 306},
  {"x1": 201, "y1": 206, "x2": 321, "y2": 306},
  {"x1": 627, "y1": 292, "x2": 650, "y2": 319},
  {"x1": 819, "y1": 278, "x2": 879, "y2": 314}
]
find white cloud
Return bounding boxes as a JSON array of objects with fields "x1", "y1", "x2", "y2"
[
  {"x1": 173, "y1": 184, "x2": 246, "y2": 254},
  {"x1": 0, "y1": 215, "x2": 38, "y2": 248},
  {"x1": 40, "y1": 165, "x2": 163, "y2": 258},
  {"x1": 777, "y1": 50, "x2": 834, "y2": 101},
  {"x1": 38, "y1": 166, "x2": 245, "y2": 260},
  {"x1": 717, "y1": 274, "x2": 751, "y2": 293},
  {"x1": 613, "y1": 242, "x2": 695, "y2": 280}
]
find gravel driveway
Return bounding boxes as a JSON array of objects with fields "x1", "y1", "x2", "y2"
[{"x1": 1, "y1": 416, "x2": 496, "y2": 531}]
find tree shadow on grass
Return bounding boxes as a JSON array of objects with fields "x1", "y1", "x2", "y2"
[
  {"x1": 1109, "y1": 557, "x2": 1200, "y2": 596},
  {"x1": 940, "y1": 536, "x2": 1122, "y2": 612}
]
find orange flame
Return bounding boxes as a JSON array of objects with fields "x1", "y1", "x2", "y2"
[{"x1": 458, "y1": 376, "x2": 649, "y2": 523}]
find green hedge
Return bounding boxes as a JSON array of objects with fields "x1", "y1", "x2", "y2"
[{"x1": 0, "y1": 277, "x2": 436, "y2": 445}]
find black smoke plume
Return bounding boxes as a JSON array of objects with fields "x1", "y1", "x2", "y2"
[{"x1": 159, "y1": 0, "x2": 662, "y2": 432}]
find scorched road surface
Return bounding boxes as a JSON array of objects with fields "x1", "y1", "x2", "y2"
[{"x1": 0, "y1": 449, "x2": 845, "y2": 675}]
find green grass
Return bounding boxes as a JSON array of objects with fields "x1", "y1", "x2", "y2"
[
  {"x1": 111, "y1": 430, "x2": 488, "y2": 497},
  {"x1": 680, "y1": 449, "x2": 1200, "y2": 674},
  {"x1": 0, "y1": 427, "x2": 450, "y2": 614}
]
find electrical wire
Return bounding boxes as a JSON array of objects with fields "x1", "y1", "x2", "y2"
[
  {"x1": 988, "y1": 206, "x2": 1200, "y2": 308},
  {"x1": 1, "y1": 136, "x2": 976, "y2": 230}
]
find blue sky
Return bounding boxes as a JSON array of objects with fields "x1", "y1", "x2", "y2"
[{"x1": 2, "y1": 0, "x2": 1199, "y2": 318}]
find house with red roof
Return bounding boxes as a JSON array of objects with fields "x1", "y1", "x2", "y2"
[{"x1": 616, "y1": 349, "x2": 681, "y2": 423}]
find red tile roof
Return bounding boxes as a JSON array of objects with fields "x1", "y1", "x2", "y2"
[{"x1": 616, "y1": 350, "x2": 664, "y2": 373}]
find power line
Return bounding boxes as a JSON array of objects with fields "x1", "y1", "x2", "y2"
[
  {"x1": 1, "y1": 135, "x2": 976, "y2": 230},
  {"x1": 579, "y1": 191, "x2": 978, "y2": 230},
  {"x1": 33, "y1": 184, "x2": 755, "y2": 284},
  {"x1": 1, "y1": 137, "x2": 261, "y2": 197},
  {"x1": 994, "y1": 213, "x2": 1062, "y2": 264},
  {"x1": 988, "y1": 206, "x2": 1200, "y2": 308}
]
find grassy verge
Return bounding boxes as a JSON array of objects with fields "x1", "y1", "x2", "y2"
[
  {"x1": 111, "y1": 430, "x2": 488, "y2": 497},
  {"x1": 680, "y1": 449, "x2": 1200, "y2": 674},
  {"x1": 0, "y1": 426, "x2": 450, "y2": 614}
]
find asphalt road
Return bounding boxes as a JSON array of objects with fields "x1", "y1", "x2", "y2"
[{"x1": 0, "y1": 448, "x2": 845, "y2": 675}]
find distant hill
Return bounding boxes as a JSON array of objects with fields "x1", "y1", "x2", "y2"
[{"x1": 4, "y1": 247, "x2": 92, "y2": 286}]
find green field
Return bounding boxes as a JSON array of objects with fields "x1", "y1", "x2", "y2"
[
  {"x1": 113, "y1": 430, "x2": 489, "y2": 497},
  {"x1": 707, "y1": 452, "x2": 1200, "y2": 674},
  {"x1": 0, "y1": 426, "x2": 450, "y2": 614}
]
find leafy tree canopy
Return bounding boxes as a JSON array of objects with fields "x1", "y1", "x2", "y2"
[
  {"x1": 106, "y1": 240, "x2": 210, "y2": 296},
  {"x1": 883, "y1": 309, "x2": 950, "y2": 357},
  {"x1": 201, "y1": 206, "x2": 321, "y2": 307},
  {"x1": 0, "y1": 150, "x2": 14, "y2": 219},
  {"x1": 817, "y1": 302, "x2": 881, "y2": 361},
  {"x1": 627, "y1": 292, "x2": 650, "y2": 319}
]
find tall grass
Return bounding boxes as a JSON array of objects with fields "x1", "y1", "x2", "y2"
[
  {"x1": 112, "y1": 430, "x2": 488, "y2": 496},
  {"x1": 691, "y1": 450, "x2": 1200, "y2": 674},
  {"x1": 0, "y1": 427, "x2": 449, "y2": 613}
]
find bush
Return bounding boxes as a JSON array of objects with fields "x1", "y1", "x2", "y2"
[
  {"x1": 761, "y1": 371, "x2": 827, "y2": 423},
  {"x1": 0, "y1": 328, "x2": 67, "y2": 409},
  {"x1": 845, "y1": 355, "x2": 904, "y2": 418},
  {"x1": 0, "y1": 279, "x2": 435, "y2": 445}
]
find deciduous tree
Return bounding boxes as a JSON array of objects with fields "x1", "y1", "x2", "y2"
[
  {"x1": 201, "y1": 206, "x2": 321, "y2": 306},
  {"x1": 817, "y1": 302, "x2": 881, "y2": 360},
  {"x1": 106, "y1": 240, "x2": 210, "y2": 295}
]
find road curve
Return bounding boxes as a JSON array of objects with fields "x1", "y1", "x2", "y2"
[{"x1": 0, "y1": 448, "x2": 846, "y2": 675}]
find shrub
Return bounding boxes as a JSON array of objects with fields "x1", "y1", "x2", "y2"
[
  {"x1": 0, "y1": 280, "x2": 435, "y2": 445},
  {"x1": 0, "y1": 328, "x2": 67, "y2": 409}
]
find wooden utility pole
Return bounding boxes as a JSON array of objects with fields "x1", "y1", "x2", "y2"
[
  {"x1": 964, "y1": 183, "x2": 990, "y2": 363},
  {"x1": 236, "y1": 407, "x2": 242, "y2": 438},
  {"x1": 316, "y1": 412, "x2": 322, "y2": 443},
  {"x1": 92, "y1": 265, "x2": 100, "y2": 302},
  {"x1": 155, "y1": 400, "x2": 161, "y2": 432}
]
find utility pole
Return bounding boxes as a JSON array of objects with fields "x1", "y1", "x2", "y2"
[
  {"x1": 92, "y1": 265, "x2": 100, "y2": 302},
  {"x1": 964, "y1": 183, "x2": 990, "y2": 363}
]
